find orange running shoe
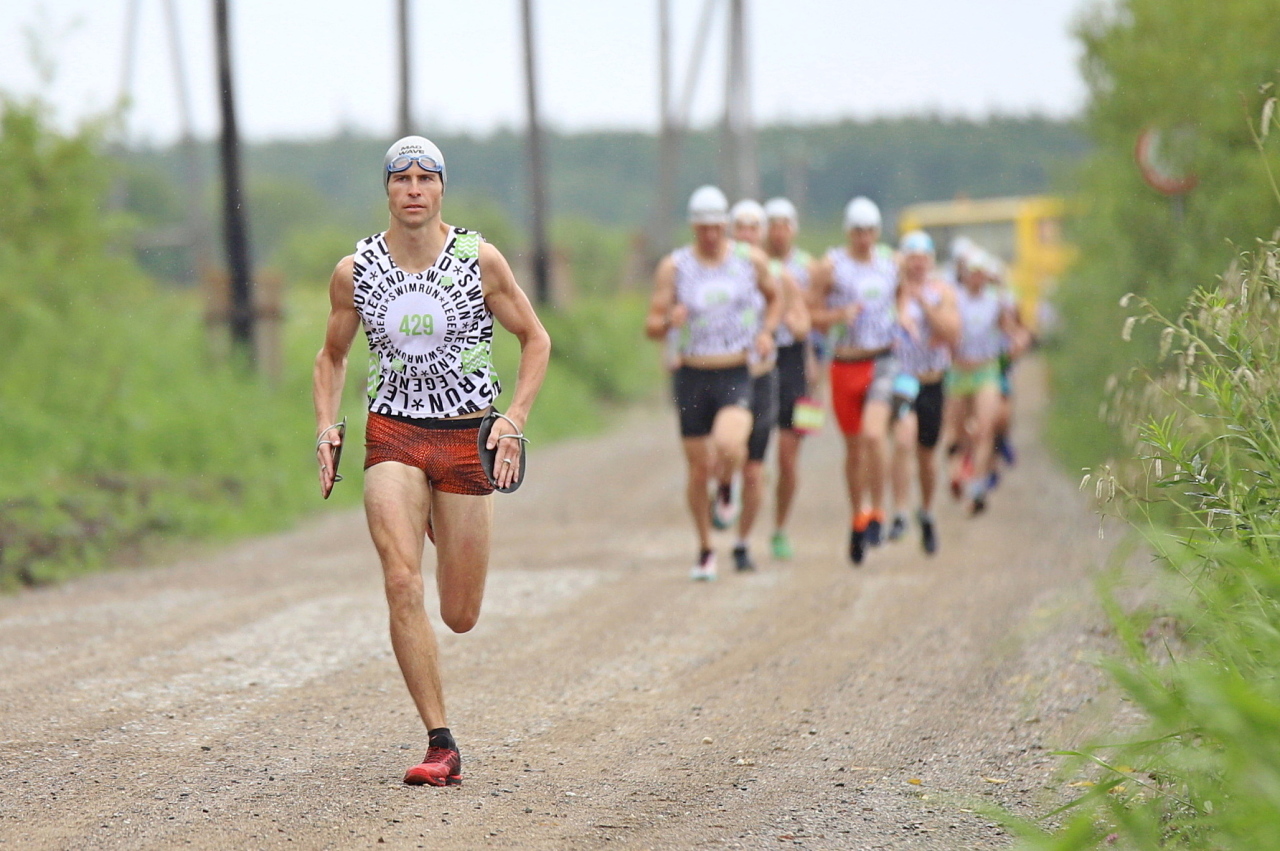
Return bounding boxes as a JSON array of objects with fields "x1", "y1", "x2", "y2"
[{"x1": 403, "y1": 746, "x2": 462, "y2": 786}]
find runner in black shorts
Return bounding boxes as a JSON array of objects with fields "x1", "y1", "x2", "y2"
[
  {"x1": 673, "y1": 363, "x2": 752, "y2": 439},
  {"x1": 888, "y1": 230, "x2": 958, "y2": 554},
  {"x1": 762, "y1": 198, "x2": 814, "y2": 560},
  {"x1": 646, "y1": 186, "x2": 780, "y2": 580}
]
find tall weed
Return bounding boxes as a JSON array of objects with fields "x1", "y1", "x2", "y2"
[{"x1": 1016, "y1": 242, "x2": 1280, "y2": 848}]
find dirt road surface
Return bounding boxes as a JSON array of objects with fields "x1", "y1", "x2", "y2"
[{"x1": 0, "y1": 360, "x2": 1118, "y2": 850}]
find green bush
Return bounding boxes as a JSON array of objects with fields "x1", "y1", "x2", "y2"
[
  {"x1": 0, "y1": 95, "x2": 662, "y2": 590},
  {"x1": 1047, "y1": 0, "x2": 1280, "y2": 471},
  {"x1": 1017, "y1": 239, "x2": 1280, "y2": 849}
]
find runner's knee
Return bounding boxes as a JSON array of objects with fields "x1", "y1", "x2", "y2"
[
  {"x1": 383, "y1": 567, "x2": 425, "y2": 612},
  {"x1": 441, "y1": 602, "x2": 480, "y2": 634}
]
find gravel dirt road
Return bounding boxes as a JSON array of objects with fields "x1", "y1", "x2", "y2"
[{"x1": 0, "y1": 359, "x2": 1119, "y2": 850}]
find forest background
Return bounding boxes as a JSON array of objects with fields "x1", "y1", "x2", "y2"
[{"x1": 0, "y1": 112, "x2": 1086, "y2": 587}]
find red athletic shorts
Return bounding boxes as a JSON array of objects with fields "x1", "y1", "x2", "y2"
[
  {"x1": 364, "y1": 412, "x2": 494, "y2": 496},
  {"x1": 830, "y1": 359, "x2": 875, "y2": 435}
]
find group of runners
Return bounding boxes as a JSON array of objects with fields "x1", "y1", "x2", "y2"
[
  {"x1": 306, "y1": 135, "x2": 1029, "y2": 788},
  {"x1": 647, "y1": 185, "x2": 1031, "y2": 578}
]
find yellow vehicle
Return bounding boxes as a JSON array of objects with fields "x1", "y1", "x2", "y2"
[{"x1": 897, "y1": 195, "x2": 1072, "y2": 333}]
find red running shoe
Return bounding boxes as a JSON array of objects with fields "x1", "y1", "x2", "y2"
[{"x1": 403, "y1": 746, "x2": 462, "y2": 786}]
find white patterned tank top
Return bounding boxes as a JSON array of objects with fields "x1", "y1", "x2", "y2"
[
  {"x1": 773, "y1": 248, "x2": 812, "y2": 348},
  {"x1": 673, "y1": 242, "x2": 760, "y2": 360},
  {"x1": 892, "y1": 282, "x2": 952, "y2": 377},
  {"x1": 353, "y1": 228, "x2": 500, "y2": 418},
  {"x1": 826, "y1": 247, "x2": 897, "y2": 352},
  {"x1": 954, "y1": 283, "x2": 1013, "y2": 364}
]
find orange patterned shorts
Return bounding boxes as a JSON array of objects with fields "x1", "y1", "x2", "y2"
[{"x1": 364, "y1": 412, "x2": 494, "y2": 496}]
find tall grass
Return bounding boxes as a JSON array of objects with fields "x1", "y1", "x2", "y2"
[
  {"x1": 0, "y1": 97, "x2": 663, "y2": 590},
  {"x1": 0, "y1": 282, "x2": 661, "y2": 590},
  {"x1": 1014, "y1": 239, "x2": 1280, "y2": 848}
]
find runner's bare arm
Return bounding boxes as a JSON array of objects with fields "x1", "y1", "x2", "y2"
[
  {"x1": 805, "y1": 257, "x2": 849, "y2": 332},
  {"x1": 644, "y1": 256, "x2": 682, "y2": 340},
  {"x1": 780, "y1": 267, "x2": 811, "y2": 339},
  {"x1": 1000, "y1": 306, "x2": 1032, "y2": 358},
  {"x1": 750, "y1": 247, "x2": 781, "y2": 359},
  {"x1": 480, "y1": 242, "x2": 551, "y2": 443},
  {"x1": 925, "y1": 282, "x2": 962, "y2": 347},
  {"x1": 313, "y1": 255, "x2": 360, "y2": 497}
]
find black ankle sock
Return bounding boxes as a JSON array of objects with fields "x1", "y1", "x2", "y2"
[
  {"x1": 699, "y1": 548, "x2": 712, "y2": 563},
  {"x1": 428, "y1": 727, "x2": 456, "y2": 751}
]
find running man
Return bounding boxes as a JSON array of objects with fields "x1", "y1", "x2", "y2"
[
  {"x1": 313, "y1": 136, "x2": 551, "y2": 786},
  {"x1": 887, "y1": 230, "x2": 959, "y2": 554},
  {"x1": 808, "y1": 196, "x2": 899, "y2": 566},
  {"x1": 646, "y1": 186, "x2": 780, "y2": 581},
  {"x1": 722, "y1": 199, "x2": 810, "y2": 571},
  {"x1": 761, "y1": 197, "x2": 815, "y2": 561},
  {"x1": 944, "y1": 248, "x2": 1023, "y2": 514}
]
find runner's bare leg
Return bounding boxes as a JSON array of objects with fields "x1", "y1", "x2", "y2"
[
  {"x1": 364, "y1": 462, "x2": 490, "y2": 732},
  {"x1": 860, "y1": 399, "x2": 892, "y2": 515},
  {"x1": 773, "y1": 429, "x2": 802, "y2": 532}
]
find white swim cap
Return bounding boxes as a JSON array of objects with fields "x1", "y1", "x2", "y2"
[
  {"x1": 688, "y1": 185, "x2": 730, "y2": 225},
  {"x1": 898, "y1": 230, "x2": 934, "y2": 256},
  {"x1": 843, "y1": 196, "x2": 882, "y2": 231},
  {"x1": 730, "y1": 199, "x2": 766, "y2": 226},
  {"x1": 763, "y1": 197, "x2": 798, "y2": 226},
  {"x1": 969, "y1": 249, "x2": 1004, "y2": 280},
  {"x1": 950, "y1": 235, "x2": 975, "y2": 263},
  {"x1": 384, "y1": 135, "x2": 447, "y2": 192}
]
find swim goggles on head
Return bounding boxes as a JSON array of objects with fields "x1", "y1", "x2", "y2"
[{"x1": 386, "y1": 154, "x2": 443, "y2": 175}]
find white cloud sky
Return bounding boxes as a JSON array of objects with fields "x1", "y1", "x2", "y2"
[{"x1": 0, "y1": 0, "x2": 1089, "y2": 145}]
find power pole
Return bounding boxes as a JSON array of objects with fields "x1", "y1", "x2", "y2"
[
  {"x1": 397, "y1": 0, "x2": 412, "y2": 136},
  {"x1": 213, "y1": 0, "x2": 255, "y2": 360},
  {"x1": 647, "y1": 0, "x2": 721, "y2": 265},
  {"x1": 520, "y1": 0, "x2": 551, "y2": 305},
  {"x1": 721, "y1": 0, "x2": 758, "y2": 201},
  {"x1": 647, "y1": 0, "x2": 677, "y2": 262},
  {"x1": 118, "y1": 0, "x2": 207, "y2": 282},
  {"x1": 162, "y1": 0, "x2": 210, "y2": 278}
]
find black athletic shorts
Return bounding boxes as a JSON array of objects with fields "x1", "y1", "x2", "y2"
[
  {"x1": 775, "y1": 342, "x2": 807, "y2": 431},
  {"x1": 746, "y1": 368, "x2": 780, "y2": 462},
  {"x1": 913, "y1": 380, "x2": 945, "y2": 450},
  {"x1": 673, "y1": 365, "x2": 752, "y2": 438}
]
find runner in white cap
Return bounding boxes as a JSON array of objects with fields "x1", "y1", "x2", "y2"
[
  {"x1": 761, "y1": 197, "x2": 816, "y2": 560},
  {"x1": 716, "y1": 199, "x2": 810, "y2": 571},
  {"x1": 808, "y1": 196, "x2": 899, "y2": 565},
  {"x1": 312, "y1": 135, "x2": 551, "y2": 786},
  {"x1": 887, "y1": 230, "x2": 959, "y2": 554},
  {"x1": 646, "y1": 186, "x2": 781, "y2": 580},
  {"x1": 944, "y1": 247, "x2": 1025, "y2": 514}
]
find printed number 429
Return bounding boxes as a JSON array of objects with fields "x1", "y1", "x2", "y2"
[{"x1": 399, "y1": 313, "x2": 435, "y2": 336}]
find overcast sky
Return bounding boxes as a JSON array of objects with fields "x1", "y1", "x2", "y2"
[{"x1": 0, "y1": 0, "x2": 1091, "y2": 145}]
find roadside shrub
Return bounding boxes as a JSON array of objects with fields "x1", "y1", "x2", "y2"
[{"x1": 1016, "y1": 239, "x2": 1280, "y2": 848}]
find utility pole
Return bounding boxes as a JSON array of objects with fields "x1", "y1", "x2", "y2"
[
  {"x1": 721, "y1": 0, "x2": 758, "y2": 201},
  {"x1": 647, "y1": 0, "x2": 721, "y2": 268},
  {"x1": 649, "y1": 0, "x2": 678, "y2": 260},
  {"x1": 162, "y1": 0, "x2": 209, "y2": 278},
  {"x1": 214, "y1": 0, "x2": 255, "y2": 360},
  {"x1": 520, "y1": 0, "x2": 551, "y2": 305},
  {"x1": 397, "y1": 0, "x2": 412, "y2": 136},
  {"x1": 118, "y1": 0, "x2": 207, "y2": 282}
]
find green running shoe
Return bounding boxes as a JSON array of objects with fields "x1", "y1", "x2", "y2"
[{"x1": 770, "y1": 530, "x2": 793, "y2": 560}]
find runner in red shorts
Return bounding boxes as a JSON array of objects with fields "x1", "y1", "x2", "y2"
[
  {"x1": 808, "y1": 197, "x2": 899, "y2": 565},
  {"x1": 312, "y1": 136, "x2": 551, "y2": 787}
]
